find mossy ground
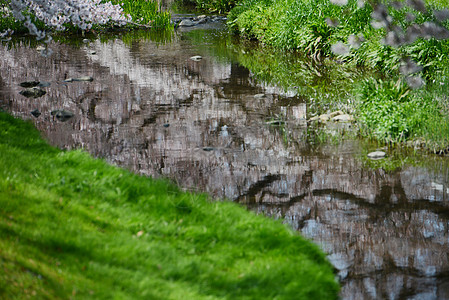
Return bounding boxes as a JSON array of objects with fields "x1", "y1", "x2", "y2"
[{"x1": 0, "y1": 112, "x2": 339, "y2": 299}]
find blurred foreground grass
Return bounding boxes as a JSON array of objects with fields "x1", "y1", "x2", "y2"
[{"x1": 0, "y1": 112, "x2": 338, "y2": 299}]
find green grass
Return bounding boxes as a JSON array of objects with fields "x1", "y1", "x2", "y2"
[
  {"x1": 0, "y1": 111, "x2": 339, "y2": 299},
  {"x1": 107, "y1": 0, "x2": 171, "y2": 28}
]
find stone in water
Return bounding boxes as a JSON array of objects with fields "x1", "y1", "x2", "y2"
[
  {"x1": 367, "y1": 151, "x2": 386, "y2": 159},
  {"x1": 190, "y1": 56, "x2": 202, "y2": 61},
  {"x1": 19, "y1": 81, "x2": 40, "y2": 88},
  {"x1": 332, "y1": 114, "x2": 354, "y2": 122},
  {"x1": 31, "y1": 109, "x2": 41, "y2": 118},
  {"x1": 179, "y1": 19, "x2": 195, "y2": 27},
  {"x1": 51, "y1": 110, "x2": 74, "y2": 122},
  {"x1": 64, "y1": 76, "x2": 94, "y2": 82},
  {"x1": 19, "y1": 87, "x2": 46, "y2": 98}
]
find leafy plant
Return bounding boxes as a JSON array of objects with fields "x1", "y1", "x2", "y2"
[{"x1": 108, "y1": 0, "x2": 171, "y2": 28}]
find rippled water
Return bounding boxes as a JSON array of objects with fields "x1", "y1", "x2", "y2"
[{"x1": 1, "y1": 23, "x2": 449, "y2": 299}]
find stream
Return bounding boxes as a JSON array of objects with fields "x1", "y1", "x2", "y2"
[{"x1": 1, "y1": 18, "x2": 449, "y2": 300}]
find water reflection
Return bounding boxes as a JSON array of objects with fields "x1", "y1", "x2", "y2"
[{"x1": 1, "y1": 27, "x2": 449, "y2": 300}]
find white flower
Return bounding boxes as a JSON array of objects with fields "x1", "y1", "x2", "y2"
[{"x1": 8, "y1": 0, "x2": 130, "y2": 35}]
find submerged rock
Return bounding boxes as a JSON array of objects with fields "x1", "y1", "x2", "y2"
[
  {"x1": 367, "y1": 151, "x2": 386, "y2": 159},
  {"x1": 38, "y1": 81, "x2": 51, "y2": 87},
  {"x1": 51, "y1": 110, "x2": 74, "y2": 122},
  {"x1": 20, "y1": 81, "x2": 51, "y2": 88},
  {"x1": 64, "y1": 76, "x2": 94, "y2": 82},
  {"x1": 30, "y1": 109, "x2": 41, "y2": 118},
  {"x1": 19, "y1": 81, "x2": 40, "y2": 88},
  {"x1": 19, "y1": 87, "x2": 46, "y2": 98}
]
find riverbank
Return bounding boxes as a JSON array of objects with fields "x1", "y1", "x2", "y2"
[
  {"x1": 0, "y1": 111, "x2": 339, "y2": 299},
  {"x1": 199, "y1": 0, "x2": 449, "y2": 151}
]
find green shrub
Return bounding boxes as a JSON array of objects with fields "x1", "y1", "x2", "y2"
[
  {"x1": 108, "y1": 0, "x2": 171, "y2": 28},
  {"x1": 356, "y1": 78, "x2": 449, "y2": 147}
]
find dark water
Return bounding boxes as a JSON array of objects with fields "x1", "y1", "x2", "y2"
[{"x1": 1, "y1": 23, "x2": 449, "y2": 300}]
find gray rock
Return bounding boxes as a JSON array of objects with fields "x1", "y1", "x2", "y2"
[
  {"x1": 64, "y1": 76, "x2": 93, "y2": 82},
  {"x1": 367, "y1": 151, "x2": 386, "y2": 159},
  {"x1": 51, "y1": 110, "x2": 74, "y2": 122},
  {"x1": 19, "y1": 87, "x2": 46, "y2": 98},
  {"x1": 254, "y1": 94, "x2": 266, "y2": 99},
  {"x1": 332, "y1": 114, "x2": 355, "y2": 122},
  {"x1": 194, "y1": 15, "x2": 208, "y2": 24},
  {"x1": 195, "y1": 15, "x2": 207, "y2": 21},
  {"x1": 179, "y1": 19, "x2": 196, "y2": 27},
  {"x1": 329, "y1": 110, "x2": 344, "y2": 118},
  {"x1": 212, "y1": 16, "x2": 227, "y2": 22},
  {"x1": 190, "y1": 55, "x2": 202, "y2": 61}
]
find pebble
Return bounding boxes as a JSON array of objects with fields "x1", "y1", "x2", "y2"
[{"x1": 31, "y1": 109, "x2": 41, "y2": 118}]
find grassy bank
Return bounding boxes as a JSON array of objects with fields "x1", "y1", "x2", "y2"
[
  {"x1": 219, "y1": 0, "x2": 449, "y2": 150},
  {"x1": 0, "y1": 111, "x2": 339, "y2": 299}
]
